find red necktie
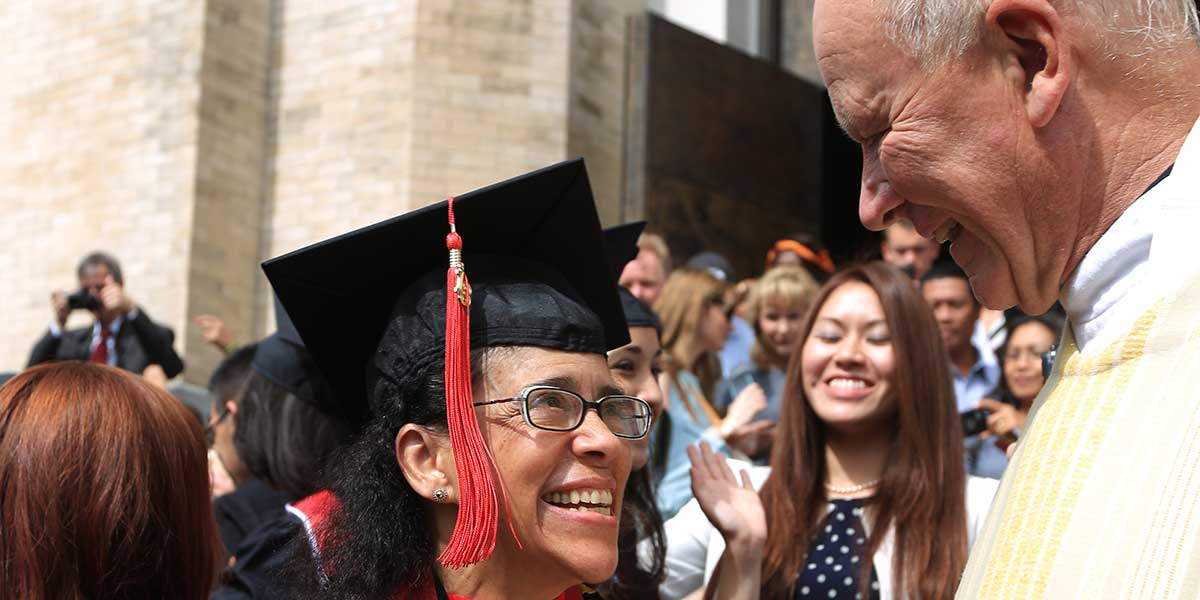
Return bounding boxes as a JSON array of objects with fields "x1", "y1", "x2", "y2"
[{"x1": 89, "y1": 324, "x2": 110, "y2": 364}]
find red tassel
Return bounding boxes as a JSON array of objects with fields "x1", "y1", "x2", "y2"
[{"x1": 436, "y1": 197, "x2": 520, "y2": 569}]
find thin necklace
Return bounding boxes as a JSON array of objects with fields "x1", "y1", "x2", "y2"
[{"x1": 824, "y1": 479, "x2": 881, "y2": 494}]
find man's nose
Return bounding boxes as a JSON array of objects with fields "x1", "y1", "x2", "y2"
[{"x1": 858, "y1": 152, "x2": 903, "y2": 231}]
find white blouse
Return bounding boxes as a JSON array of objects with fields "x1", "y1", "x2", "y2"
[{"x1": 658, "y1": 460, "x2": 1000, "y2": 600}]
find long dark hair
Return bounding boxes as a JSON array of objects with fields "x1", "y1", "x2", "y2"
[
  {"x1": 234, "y1": 372, "x2": 354, "y2": 499},
  {"x1": 757, "y1": 262, "x2": 968, "y2": 598},
  {"x1": 286, "y1": 349, "x2": 492, "y2": 598},
  {"x1": 0, "y1": 363, "x2": 218, "y2": 600},
  {"x1": 600, "y1": 467, "x2": 666, "y2": 600}
]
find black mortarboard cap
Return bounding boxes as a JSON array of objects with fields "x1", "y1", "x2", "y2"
[
  {"x1": 602, "y1": 222, "x2": 662, "y2": 334},
  {"x1": 249, "y1": 296, "x2": 338, "y2": 415},
  {"x1": 262, "y1": 158, "x2": 629, "y2": 424},
  {"x1": 601, "y1": 221, "x2": 645, "y2": 282}
]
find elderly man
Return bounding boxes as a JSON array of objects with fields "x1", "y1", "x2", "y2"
[{"x1": 814, "y1": 0, "x2": 1200, "y2": 597}]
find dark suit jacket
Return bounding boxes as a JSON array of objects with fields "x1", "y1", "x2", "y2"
[{"x1": 28, "y1": 309, "x2": 185, "y2": 378}]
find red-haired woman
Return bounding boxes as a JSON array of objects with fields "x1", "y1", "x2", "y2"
[
  {"x1": 661, "y1": 262, "x2": 998, "y2": 599},
  {"x1": 0, "y1": 362, "x2": 219, "y2": 600}
]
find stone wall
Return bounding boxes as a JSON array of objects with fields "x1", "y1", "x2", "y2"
[
  {"x1": 0, "y1": 0, "x2": 747, "y2": 381},
  {"x1": 259, "y1": 0, "x2": 578, "y2": 336},
  {"x1": 188, "y1": 0, "x2": 272, "y2": 380},
  {"x1": 0, "y1": 1, "x2": 207, "y2": 375},
  {"x1": 568, "y1": 0, "x2": 647, "y2": 226}
]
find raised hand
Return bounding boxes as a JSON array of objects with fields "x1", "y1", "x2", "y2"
[
  {"x1": 99, "y1": 274, "x2": 135, "y2": 315},
  {"x1": 688, "y1": 441, "x2": 767, "y2": 547},
  {"x1": 724, "y1": 383, "x2": 767, "y2": 430},
  {"x1": 194, "y1": 314, "x2": 234, "y2": 351},
  {"x1": 50, "y1": 290, "x2": 70, "y2": 327},
  {"x1": 725, "y1": 420, "x2": 776, "y2": 458}
]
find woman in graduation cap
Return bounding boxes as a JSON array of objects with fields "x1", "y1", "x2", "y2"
[
  {"x1": 208, "y1": 297, "x2": 354, "y2": 564},
  {"x1": 265, "y1": 160, "x2": 652, "y2": 600},
  {"x1": 599, "y1": 223, "x2": 668, "y2": 600}
]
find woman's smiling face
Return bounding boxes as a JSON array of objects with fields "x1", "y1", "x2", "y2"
[
  {"x1": 607, "y1": 326, "x2": 664, "y2": 470},
  {"x1": 800, "y1": 281, "x2": 897, "y2": 436},
  {"x1": 758, "y1": 297, "x2": 806, "y2": 359},
  {"x1": 473, "y1": 346, "x2": 633, "y2": 585}
]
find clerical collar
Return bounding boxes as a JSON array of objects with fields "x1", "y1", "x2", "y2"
[{"x1": 1061, "y1": 163, "x2": 1174, "y2": 354}]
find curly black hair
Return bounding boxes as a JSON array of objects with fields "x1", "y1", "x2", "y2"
[{"x1": 284, "y1": 348, "x2": 491, "y2": 598}]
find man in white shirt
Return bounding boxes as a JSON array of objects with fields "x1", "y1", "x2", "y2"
[
  {"x1": 28, "y1": 251, "x2": 184, "y2": 379},
  {"x1": 813, "y1": 0, "x2": 1200, "y2": 596}
]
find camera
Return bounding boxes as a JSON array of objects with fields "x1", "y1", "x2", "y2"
[
  {"x1": 66, "y1": 289, "x2": 100, "y2": 311},
  {"x1": 960, "y1": 408, "x2": 990, "y2": 437},
  {"x1": 1042, "y1": 344, "x2": 1057, "y2": 380}
]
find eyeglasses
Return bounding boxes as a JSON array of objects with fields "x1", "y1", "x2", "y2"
[
  {"x1": 204, "y1": 408, "x2": 230, "y2": 447},
  {"x1": 472, "y1": 386, "x2": 653, "y2": 440}
]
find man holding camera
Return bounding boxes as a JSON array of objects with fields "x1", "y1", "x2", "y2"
[
  {"x1": 921, "y1": 260, "x2": 1005, "y2": 479},
  {"x1": 28, "y1": 252, "x2": 184, "y2": 379}
]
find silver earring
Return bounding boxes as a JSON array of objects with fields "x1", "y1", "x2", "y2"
[{"x1": 432, "y1": 487, "x2": 449, "y2": 502}]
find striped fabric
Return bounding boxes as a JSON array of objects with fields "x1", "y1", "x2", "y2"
[{"x1": 957, "y1": 116, "x2": 1200, "y2": 599}]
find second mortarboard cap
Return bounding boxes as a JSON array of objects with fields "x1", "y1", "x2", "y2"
[
  {"x1": 249, "y1": 295, "x2": 338, "y2": 415},
  {"x1": 602, "y1": 222, "x2": 662, "y2": 334},
  {"x1": 263, "y1": 158, "x2": 629, "y2": 568}
]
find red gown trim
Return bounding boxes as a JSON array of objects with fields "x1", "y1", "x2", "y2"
[{"x1": 288, "y1": 490, "x2": 584, "y2": 600}]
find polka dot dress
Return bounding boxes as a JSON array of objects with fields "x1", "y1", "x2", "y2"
[{"x1": 794, "y1": 498, "x2": 880, "y2": 600}]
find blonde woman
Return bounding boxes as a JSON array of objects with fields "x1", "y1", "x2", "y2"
[
  {"x1": 715, "y1": 266, "x2": 820, "y2": 462},
  {"x1": 652, "y1": 268, "x2": 767, "y2": 519}
]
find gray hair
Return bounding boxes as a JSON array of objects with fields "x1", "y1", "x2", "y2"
[{"x1": 880, "y1": 0, "x2": 1200, "y2": 65}]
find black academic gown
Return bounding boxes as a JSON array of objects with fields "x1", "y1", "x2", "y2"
[
  {"x1": 214, "y1": 479, "x2": 294, "y2": 557},
  {"x1": 210, "y1": 510, "x2": 303, "y2": 600}
]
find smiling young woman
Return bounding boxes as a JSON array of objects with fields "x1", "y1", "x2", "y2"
[
  {"x1": 661, "y1": 262, "x2": 999, "y2": 600},
  {"x1": 975, "y1": 312, "x2": 1064, "y2": 453}
]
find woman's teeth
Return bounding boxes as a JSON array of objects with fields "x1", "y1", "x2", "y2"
[
  {"x1": 829, "y1": 378, "x2": 867, "y2": 389},
  {"x1": 934, "y1": 220, "x2": 960, "y2": 244},
  {"x1": 541, "y1": 488, "x2": 614, "y2": 515}
]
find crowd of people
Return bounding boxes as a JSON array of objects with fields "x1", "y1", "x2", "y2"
[
  {"x1": 2, "y1": 0, "x2": 1198, "y2": 598},
  {"x1": 0, "y1": 208, "x2": 1061, "y2": 600}
]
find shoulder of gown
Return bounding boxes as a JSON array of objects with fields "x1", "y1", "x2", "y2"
[{"x1": 210, "y1": 509, "x2": 306, "y2": 600}]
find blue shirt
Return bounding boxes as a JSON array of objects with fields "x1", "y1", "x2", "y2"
[
  {"x1": 653, "y1": 369, "x2": 729, "y2": 520},
  {"x1": 952, "y1": 337, "x2": 1005, "y2": 479},
  {"x1": 951, "y1": 336, "x2": 1000, "y2": 413},
  {"x1": 714, "y1": 363, "x2": 786, "y2": 465},
  {"x1": 719, "y1": 316, "x2": 755, "y2": 378}
]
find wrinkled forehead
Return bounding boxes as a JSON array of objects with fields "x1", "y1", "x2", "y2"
[{"x1": 813, "y1": 0, "x2": 901, "y2": 137}]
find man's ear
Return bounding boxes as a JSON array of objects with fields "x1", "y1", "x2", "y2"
[
  {"x1": 987, "y1": 0, "x2": 1072, "y2": 128},
  {"x1": 395, "y1": 424, "x2": 457, "y2": 503}
]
